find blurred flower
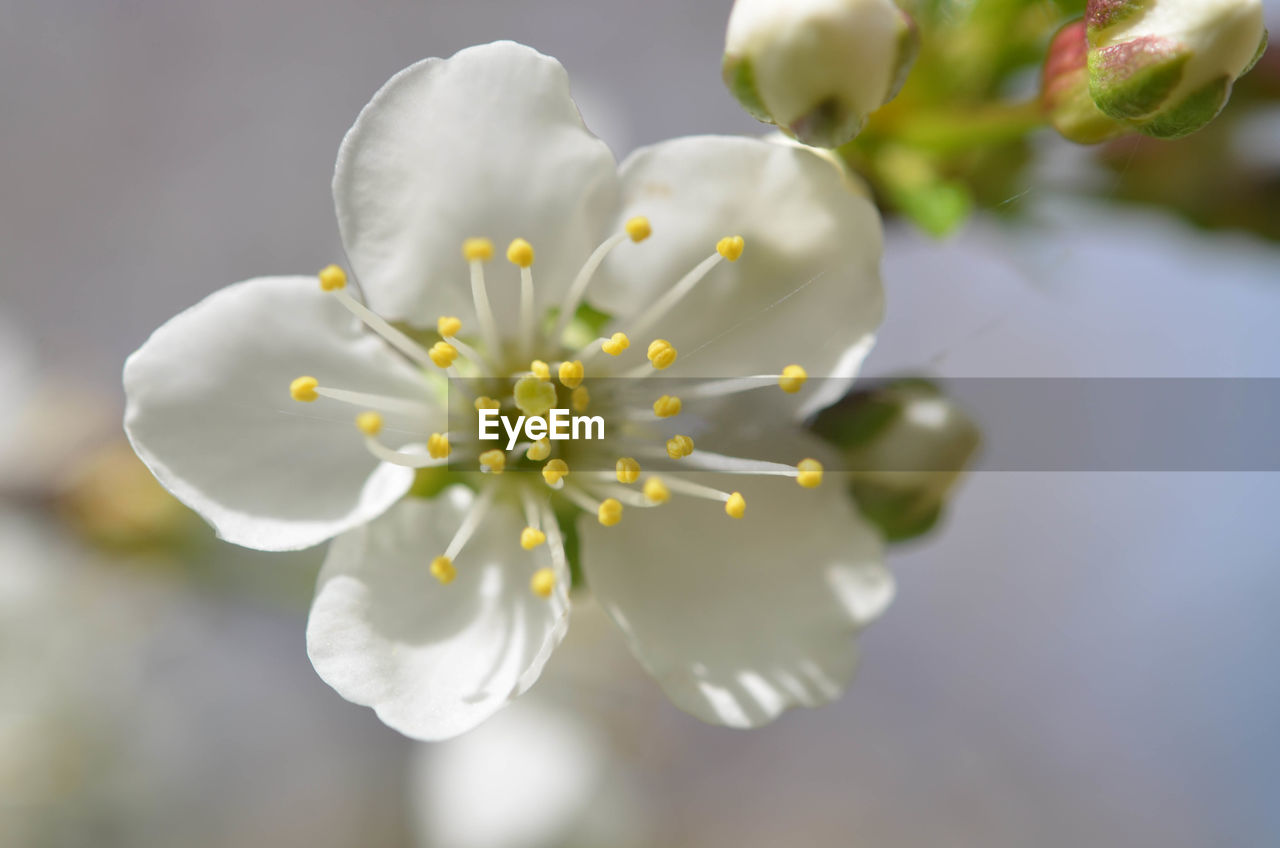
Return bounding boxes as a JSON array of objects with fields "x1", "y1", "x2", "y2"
[
  {"x1": 723, "y1": 0, "x2": 918, "y2": 147},
  {"x1": 1087, "y1": 0, "x2": 1268, "y2": 138},
  {"x1": 123, "y1": 41, "x2": 893, "y2": 739},
  {"x1": 409, "y1": 602, "x2": 652, "y2": 848}
]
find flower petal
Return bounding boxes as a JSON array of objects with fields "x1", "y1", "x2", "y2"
[
  {"x1": 579, "y1": 444, "x2": 891, "y2": 727},
  {"x1": 596, "y1": 135, "x2": 883, "y2": 414},
  {"x1": 124, "y1": 276, "x2": 432, "y2": 551},
  {"x1": 306, "y1": 487, "x2": 569, "y2": 740},
  {"x1": 333, "y1": 41, "x2": 619, "y2": 330}
]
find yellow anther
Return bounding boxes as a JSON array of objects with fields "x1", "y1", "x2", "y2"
[
  {"x1": 429, "y1": 341, "x2": 459, "y2": 369},
  {"x1": 666, "y1": 434, "x2": 695, "y2": 459},
  {"x1": 779, "y1": 364, "x2": 808, "y2": 394},
  {"x1": 515, "y1": 375, "x2": 557, "y2": 417},
  {"x1": 647, "y1": 339, "x2": 677, "y2": 370},
  {"x1": 542, "y1": 458, "x2": 569, "y2": 486},
  {"x1": 716, "y1": 235, "x2": 745, "y2": 262},
  {"x1": 355, "y1": 411, "x2": 383, "y2": 437},
  {"x1": 615, "y1": 457, "x2": 641, "y2": 484},
  {"x1": 597, "y1": 498, "x2": 623, "y2": 527},
  {"x1": 527, "y1": 438, "x2": 551, "y2": 462},
  {"x1": 430, "y1": 556, "x2": 456, "y2": 585},
  {"x1": 506, "y1": 238, "x2": 535, "y2": 268},
  {"x1": 520, "y1": 526, "x2": 547, "y2": 551},
  {"x1": 601, "y1": 332, "x2": 630, "y2": 356},
  {"x1": 725, "y1": 492, "x2": 746, "y2": 519},
  {"x1": 462, "y1": 237, "x2": 494, "y2": 262},
  {"x1": 796, "y1": 458, "x2": 824, "y2": 488},
  {"x1": 653, "y1": 394, "x2": 682, "y2": 418},
  {"x1": 571, "y1": 385, "x2": 590, "y2": 412},
  {"x1": 558, "y1": 360, "x2": 584, "y2": 390},
  {"x1": 427, "y1": 433, "x2": 450, "y2": 460},
  {"x1": 289, "y1": 376, "x2": 318, "y2": 402},
  {"x1": 437, "y1": 316, "x2": 462, "y2": 337},
  {"x1": 530, "y1": 359, "x2": 551, "y2": 380},
  {"x1": 474, "y1": 396, "x2": 501, "y2": 411},
  {"x1": 530, "y1": 567, "x2": 556, "y2": 598},
  {"x1": 625, "y1": 216, "x2": 652, "y2": 242},
  {"x1": 643, "y1": 477, "x2": 670, "y2": 504},
  {"x1": 318, "y1": 264, "x2": 347, "y2": 291},
  {"x1": 480, "y1": 449, "x2": 506, "y2": 475}
]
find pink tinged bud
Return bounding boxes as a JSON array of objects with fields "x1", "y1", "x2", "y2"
[
  {"x1": 1043, "y1": 20, "x2": 1130, "y2": 144},
  {"x1": 1085, "y1": 0, "x2": 1269, "y2": 139}
]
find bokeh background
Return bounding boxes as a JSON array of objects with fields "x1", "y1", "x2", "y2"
[{"x1": 3, "y1": 1, "x2": 1279, "y2": 846}]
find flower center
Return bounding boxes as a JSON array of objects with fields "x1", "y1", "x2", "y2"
[{"x1": 290, "y1": 223, "x2": 826, "y2": 598}]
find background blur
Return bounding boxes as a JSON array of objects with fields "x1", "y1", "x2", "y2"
[{"x1": 2, "y1": 1, "x2": 1279, "y2": 846}]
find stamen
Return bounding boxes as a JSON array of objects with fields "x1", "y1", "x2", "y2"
[
  {"x1": 598, "y1": 497, "x2": 623, "y2": 527},
  {"x1": 319, "y1": 269, "x2": 437, "y2": 369},
  {"x1": 464, "y1": 238, "x2": 504, "y2": 359},
  {"x1": 290, "y1": 376, "x2": 319, "y2": 402},
  {"x1": 521, "y1": 527, "x2": 547, "y2": 550},
  {"x1": 430, "y1": 556, "x2": 456, "y2": 585},
  {"x1": 557, "y1": 360, "x2": 585, "y2": 390},
  {"x1": 474, "y1": 396, "x2": 502, "y2": 411},
  {"x1": 358, "y1": 411, "x2": 450, "y2": 469},
  {"x1": 682, "y1": 376, "x2": 778, "y2": 399},
  {"x1": 779, "y1": 364, "x2": 808, "y2": 394},
  {"x1": 666, "y1": 434, "x2": 695, "y2": 459},
  {"x1": 437, "y1": 316, "x2": 462, "y2": 337},
  {"x1": 796, "y1": 458, "x2": 824, "y2": 488},
  {"x1": 615, "y1": 457, "x2": 641, "y2": 484},
  {"x1": 295, "y1": 383, "x2": 435, "y2": 417},
  {"x1": 624, "y1": 236, "x2": 743, "y2": 341},
  {"x1": 536, "y1": 500, "x2": 571, "y2": 599},
  {"x1": 356, "y1": 411, "x2": 382, "y2": 436},
  {"x1": 440, "y1": 483, "x2": 497, "y2": 565},
  {"x1": 530, "y1": 360, "x2": 551, "y2": 380},
  {"x1": 428, "y1": 341, "x2": 459, "y2": 369},
  {"x1": 542, "y1": 458, "x2": 569, "y2": 487},
  {"x1": 571, "y1": 386, "x2": 590, "y2": 412},
  {"x1": 602, "y1": 332, "x2": 630, "y2": 356},
  {"x1": 553, "y1": 217, "x2": 651, "y2": 340},
  {"x1": 647, "y1": 339, "x2": 678, "y2": 370},
  {"x1": 507, "y1": 238, "x2": 536, "y2": 355},
  {"x1": 643, "y1": 476, "x2": 670, "y2": 504},
  {"x1": 665, "y1": 448, "x2": 799, "y2": 477},
  {"x1": 527, "y1": 438, "x2": 551, "y2": 461},
  {"x1": 530, "y1": 567, "x2": 556, "y2": 598},
  {"x1": 479, "y1": 449, "x2": 506, "y2": 475},
  {"x1": 659, "y1": 475, "x2": 745, "y2": 517},
  {"x1": 427, "y1": 433, "x2": 450, "y2": 460},
  {"x1": 653, "y1": 395, "x2": 682, "y2": 418}
]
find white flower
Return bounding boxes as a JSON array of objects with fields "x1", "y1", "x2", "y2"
[
  {"x1": 123, "y1": 41, "x2": 892, "y2": 738},
  {"x1": 723, "y1": 0, "x2": 919, "y2": 147},
  {"x1": 1087, "y1": 0, "x2": 1268, "y2": 138}
]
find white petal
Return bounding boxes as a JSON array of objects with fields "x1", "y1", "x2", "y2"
[
  {"x1": 596, "y1": 135, "x2": 883, "y2": 413},
  {"x1": 124, "y1": 276, "x2": 431, "y2": 551},
  {"x1": 334, "y1": 41, "x2": 619, "y2": 330},
  {"x1": 579, "y1": 451, "x2": 891, "y2": 728},
  {"x1": 306, "y1": 487, "x2": 569, "y2": 741}
]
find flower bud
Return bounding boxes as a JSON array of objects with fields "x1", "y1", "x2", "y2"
[
  {"x1": 809, "y1": 379, "x2": 980, "y2": 542},
  {"x1": 723, "y1": 0, "x2": 919, "y2": 148},
  {"x1": 1086, "y1": 0, "x2": 1269, "y2": 139},
  {"x1": 1043, "y1": 20, "x2": 1129, "y2": 144}
]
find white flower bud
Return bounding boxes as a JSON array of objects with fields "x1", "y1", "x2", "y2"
[
  {"x1": 1087, "y1": 0, "x2": 1268, "y2": 138},
  {"x1": 723, "y1": 0, "x2": 918, "y2": 148}
]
